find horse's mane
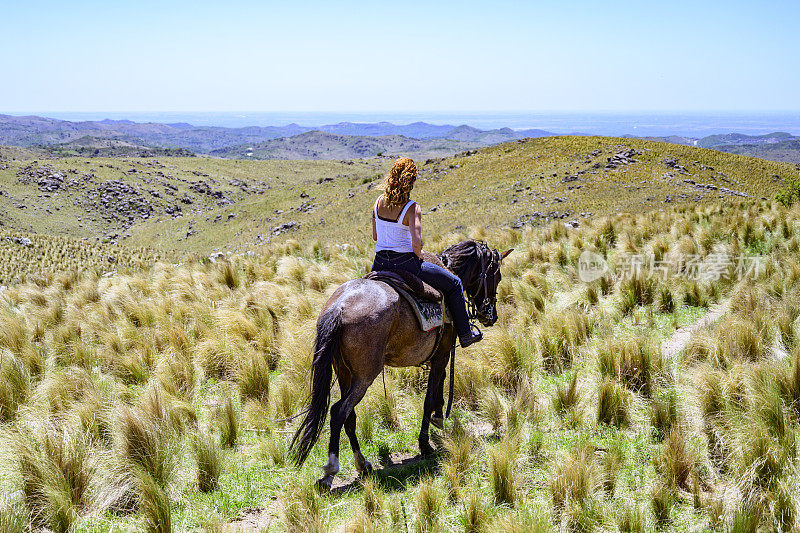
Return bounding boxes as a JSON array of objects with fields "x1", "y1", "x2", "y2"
[{"x1": 440, "y1": 240, "x2": 483, "y2": 284}]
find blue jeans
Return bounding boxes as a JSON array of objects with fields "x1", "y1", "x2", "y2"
[{"x1": 372, "y1": 251, "x2": 472, "y2": 339}]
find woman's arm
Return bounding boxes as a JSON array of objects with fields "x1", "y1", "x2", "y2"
[
  {"x1": 372, "y1": 212, "x2": 377, "y2": 241},
  {"x1": 409, "y1": 203, "x2": 423, "y2": 258}
]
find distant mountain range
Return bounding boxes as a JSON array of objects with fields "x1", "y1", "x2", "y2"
[
  {"x1": 2, "y1": 114, "x2": 800, "y2": 164},
  {"x1": 0, "y1": 114, "x2": 551, "y2": 156}
]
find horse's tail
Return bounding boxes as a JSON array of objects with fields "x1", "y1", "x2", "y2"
[{"x1": 290, "y1": 306, "x2": 342, "y2": 466}]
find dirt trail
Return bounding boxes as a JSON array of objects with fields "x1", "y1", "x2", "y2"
[{"x1": 661, "y1": 298, "x2": 730, "y2": 361}]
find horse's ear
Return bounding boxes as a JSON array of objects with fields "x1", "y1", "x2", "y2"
[{"x1": 500, "y1": 249, "x2": 513, "y2": 261}]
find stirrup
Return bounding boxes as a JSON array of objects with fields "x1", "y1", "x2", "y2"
[{"x1": 459, "y1": 322, "x2": 483, "y2": 348}]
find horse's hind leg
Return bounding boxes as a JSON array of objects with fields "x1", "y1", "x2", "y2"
[
  {"x1": 319, "y1": 378, "x2": 371, "y2": 490},
  {"x1": 344, "y1": 412, "x2": 372, "y2": 475},
  {"x1": 331, "y1": 368, "x2": 372, "y2": 476}
]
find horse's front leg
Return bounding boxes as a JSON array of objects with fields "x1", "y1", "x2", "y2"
[
  {"x1": 431, "y1": 329, "x2": 455, "y2": 430},
  {"x1": 419, "y1": 361, "x2": 446, "y2": 456}
]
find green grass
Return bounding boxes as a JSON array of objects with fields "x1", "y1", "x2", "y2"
[{"x1": 0, "y1": 141, "x2": 799, "y2": 530}]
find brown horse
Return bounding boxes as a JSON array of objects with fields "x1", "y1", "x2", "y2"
[{"x1": 290, "y1": 240, "x2": 511, "y2": 489}]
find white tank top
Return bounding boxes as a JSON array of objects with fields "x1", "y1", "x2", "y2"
[{"x1": 374, "y1": 197, "x2": 415, "y2": 253}]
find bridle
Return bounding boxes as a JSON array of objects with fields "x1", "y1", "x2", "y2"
[
  {"x1": 472, "y1": 244, "x2": 500, "y2": 319},
  {"x1": 442, "y1": 241, "x2": 500, "y2": 325},
  {"x1": 438, "y1": 240, "x2": 502, "y2": 420}
]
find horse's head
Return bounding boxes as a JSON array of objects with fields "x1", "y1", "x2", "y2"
[{"x1": 441, "y1": 241, "x2": 513, "y2": 327}]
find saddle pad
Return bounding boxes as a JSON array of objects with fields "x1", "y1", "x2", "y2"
[
  {"x1": 363, "y1": 271, "x2": 450, "y2": 331},
  {"x1": 393, "y1": 285, "x2": 450, "y2": 332}
]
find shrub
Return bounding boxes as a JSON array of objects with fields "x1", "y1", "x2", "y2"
[{"x1": 776, "y1": 179, "x2": 800, "y2": 207}]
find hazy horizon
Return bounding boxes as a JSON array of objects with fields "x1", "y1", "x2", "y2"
[{"x1": 5, "y1": 110, "x2": 800, "y2": 137}]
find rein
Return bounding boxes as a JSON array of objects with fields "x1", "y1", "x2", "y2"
[{"x1": 440, "y1": 241, "x2": 499, "y2": 419}]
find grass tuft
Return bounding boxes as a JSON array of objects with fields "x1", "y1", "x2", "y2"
[
  {"x1": 195, "y1": 428, "x2": 220, "y2": 493},
  {"x1": 597, "y1": 377, "x2": 630, "y2": 427}
]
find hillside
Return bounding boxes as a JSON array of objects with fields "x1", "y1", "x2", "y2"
[
  {"x1": 714, "y1": 139, "x2": 800, "y2": 164},
  {"x1": 697, "y1": 131, "x2": 797, "y2": 148},
  {"x1": 0, "y1": 136, "x2": 796, "y2": 256},
  {"x1": 208, "y1": 131, "x2": 480, "y2": 160},
  {"x1": 45, "y1": 136, "x2": 195, "y2": 158}
]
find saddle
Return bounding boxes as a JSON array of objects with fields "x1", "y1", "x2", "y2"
[{"x1": 364, "y1": 270, "x2": 451, "y2": 331}]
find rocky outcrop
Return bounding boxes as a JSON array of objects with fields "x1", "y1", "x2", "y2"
[{"x1": 605, "y1": 149, "x2": 640, "y2": 170}]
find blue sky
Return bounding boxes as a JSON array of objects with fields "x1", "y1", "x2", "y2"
[{"x1": 1, "y1": 0, "x2": 798, "y2": 113}]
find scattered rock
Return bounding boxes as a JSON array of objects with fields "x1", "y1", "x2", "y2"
[
  {"x1": 272, "y1": 221, "x2": 299, "y2": 235},
  {"x1": 6, "y1": 236, "x2": 33, "y2": 247},
  {"x1": 663, "y1": 157, "x2": 688, "y2": 173}
]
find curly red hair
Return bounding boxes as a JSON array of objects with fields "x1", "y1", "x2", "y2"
[{"x1": 383, "y1": 157, "x2": 417, "y2": 207}]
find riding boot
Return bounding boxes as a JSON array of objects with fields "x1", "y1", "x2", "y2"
[{"x1": 444, "y1": 284, "x2": 482, "y2": 347}]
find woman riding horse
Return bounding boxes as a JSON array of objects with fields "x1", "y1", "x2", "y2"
[
  {"x1": 372, "y1": 157, "x2": 482, "y2": 348},
  {"x1": 290, "y1": 158, "x2": 510, "y2": 490}
]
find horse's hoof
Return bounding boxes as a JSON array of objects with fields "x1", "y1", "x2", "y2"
[
  {"x1": 357, "y1": 460, "x2": 374, "y2": 475},
  {"x1": 316, "y1": 476, "x2": 334, "y2": 492},
  {"x1": 419, "y1": 441, "x2": 435, "y2": 457},
  {"x1": 431, "y1": 415, "x2": 444, "y2": 430}
]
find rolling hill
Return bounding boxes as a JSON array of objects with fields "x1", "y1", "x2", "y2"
[
  {"x1": 208, "y1": 131, "x2": 481, "y2": 160},
  {"x1": 0, "y1": 136, "x2": 795, "y2": 258}
]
